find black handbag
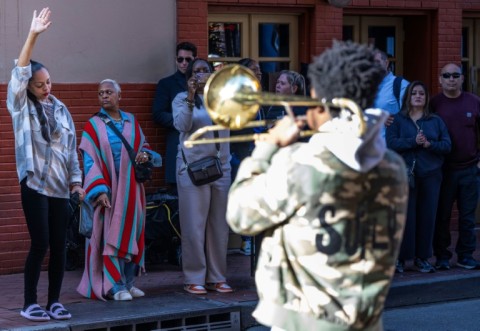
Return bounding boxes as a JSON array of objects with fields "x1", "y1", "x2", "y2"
[
  {"x1": 97, "y1": 113, "x2": 153, "y2": 183},
  {"x1": 181, "y1": 131, "x2": 223, "y2": 186}
]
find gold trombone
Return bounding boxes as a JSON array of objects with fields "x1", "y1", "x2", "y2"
[{"x1": 184, "y1": 64, "x2": 365, "y2": 148}]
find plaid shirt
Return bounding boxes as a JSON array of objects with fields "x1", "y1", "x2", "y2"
[{"x1": 6, "y1": 63, "x2": 82, "y2": 198}]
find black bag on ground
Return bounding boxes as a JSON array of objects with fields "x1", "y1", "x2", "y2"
[{"x1": 145, "y1": 192, "x2": 181, "y2": 265}]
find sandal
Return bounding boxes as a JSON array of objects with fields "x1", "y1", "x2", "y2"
[
  {"x1": 46, "y1": 302, "x2": 72, "y2": 320},
  {"x1": 20, "y1": 304, "x2": 50, "y2": 322},
  {"x1": 205, "y1": 282, "x2": 233, "y2": 293},
  {"x1": 184, "y1": 284, "x2": 207, "y2": 295}
]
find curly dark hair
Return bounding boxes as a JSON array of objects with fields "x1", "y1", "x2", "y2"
[{"x1": 307, "y1": 40, "x2": 385, "y2": 110}]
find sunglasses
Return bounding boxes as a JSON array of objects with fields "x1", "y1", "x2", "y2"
[
  {"x1": 176, "y1": 57, "x2": 193, "y2": 63},
  {"x1": 441, "y1": 72, "x2": 461, "y2": 79}
]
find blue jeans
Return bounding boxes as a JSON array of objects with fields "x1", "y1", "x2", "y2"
[
  {"x1": 110, "y1": 260, "x2": 138, "y2": 294},
  {"x1": 434, "y1": 165, "x2": 478, "y2": 260}
]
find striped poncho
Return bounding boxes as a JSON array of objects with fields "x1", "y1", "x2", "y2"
[{"x1": 77, "y1": 112, "x2": 151, "y2": 300}]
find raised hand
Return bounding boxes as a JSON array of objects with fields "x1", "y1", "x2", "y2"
[{"x1": 30, "y1": 7, "x2": 52, "y2": 34}]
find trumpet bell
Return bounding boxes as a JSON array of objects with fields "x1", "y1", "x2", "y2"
[{"x1": 204, "y1": 64, "x2": 262, "y2": 130}]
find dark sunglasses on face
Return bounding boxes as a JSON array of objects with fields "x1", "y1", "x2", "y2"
[
  {"x1": 177, "y1": 57, "x2": 193, "y2": 63},
  {"x1": 441, "y1": 72, "x2": 461, "y2": 79}
]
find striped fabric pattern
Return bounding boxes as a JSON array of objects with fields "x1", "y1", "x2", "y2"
[{"x1": 77, "y1": 112, "x2": 148, "y2": 300}]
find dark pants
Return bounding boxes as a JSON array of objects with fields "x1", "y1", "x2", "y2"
[
  {"x1": 21, "y1": 179, "x2": 69, "y2": 309},
  {"x1": 434, "y1": 165, "x2": 478, "y2": 261},
  {"x1": 399, "y1": 170, "x2": 442, "y2": 260}
]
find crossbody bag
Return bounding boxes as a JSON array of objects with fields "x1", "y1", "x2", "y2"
[
  {"x1": 181, "y1": 131, "x2": 223, "y2": 186},
  {"x1": 97, "y1": 113, "x2": 153, "y2": 183}
]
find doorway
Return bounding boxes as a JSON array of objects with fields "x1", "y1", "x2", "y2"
[
  {"x1": 208, "y1": 13, "x2": 299, "y2": 91},
  {"x1": 463, "y1": 18, "x2": 480, "y2": 95},
  {"x1": 343, "y1": 16, "x2": 405, "y2": 75}
]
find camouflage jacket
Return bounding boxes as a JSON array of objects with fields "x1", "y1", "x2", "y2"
[{"x1": 227, "y1": 109, "x2": 408, "y2": 331}]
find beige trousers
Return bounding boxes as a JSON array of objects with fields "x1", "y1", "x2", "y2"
[{"x1": 176, "y1": 158, "x2": 231, "y2": 285}]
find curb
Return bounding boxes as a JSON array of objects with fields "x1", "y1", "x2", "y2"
[{"x1": 386, "y1": 272, "x2": 480, "y2": 308}]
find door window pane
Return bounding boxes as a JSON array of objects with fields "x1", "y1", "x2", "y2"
[
  {"x1": 343, "y1": 26, "x2": 354, "y2": 42},
  {"x1": 208, "y1": 22, "x2": 241, "y2": 57},
  {"x1": 461, "y1": 26, "x2": 469, "y2": 91},
  {"x1": 368, "y1": 26, "x2": 397, "y2": 73},
  {"x1": 259, "y1": 61, "x2": 290, "y2": 73},
  {"x1": 368, "y1": 26, "x2": 396, "y2": 56},
  {"x1": 258, "y1": 23, "x2": 290, "y2": 57}
]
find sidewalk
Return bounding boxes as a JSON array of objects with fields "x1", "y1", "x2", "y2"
[{"x1": 1, "y1": 229, "x2": 479, "y2": 331}]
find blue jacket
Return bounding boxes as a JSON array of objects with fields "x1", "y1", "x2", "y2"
[{"x1": 386, "y1": 111, "x2": 451, "y2": 176}]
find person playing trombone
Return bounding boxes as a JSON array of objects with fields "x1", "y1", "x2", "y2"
[{"x1": 227, "y1": 41, "x2": 408, "y2": 331}]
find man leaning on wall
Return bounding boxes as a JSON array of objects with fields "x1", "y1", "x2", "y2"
[{"x1": 152, "y1": 42, "x2": 197, "y2": 194}]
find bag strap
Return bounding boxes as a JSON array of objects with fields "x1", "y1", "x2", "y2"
[
  {"x1": 96, "y1": 113, "x2": 137, "y2": 165},
  {"x1": 393, "y1": 76, "x2": 403, "y2": 110},
  {"x1": 181, "y1": 131, "x2": 220, "y2": 167}
]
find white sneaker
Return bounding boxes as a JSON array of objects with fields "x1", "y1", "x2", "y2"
[
  {"x1": 129, "y1": 286, "x2": 145, "y2": 298},
  {"x1": 112, "y1": 290, "x2": 133, "y2": 301},
  {"x1": 240, "y1": 240, "x2": 251, "y2": 256}
]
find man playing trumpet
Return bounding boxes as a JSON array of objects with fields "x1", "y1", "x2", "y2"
[{"x1": 227, "y1": 41, "x2": 408, "y2": 331}]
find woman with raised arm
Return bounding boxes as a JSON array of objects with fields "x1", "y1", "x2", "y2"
[{"x1": 6, "y1": 8, "x2": 85, "y2": 322}]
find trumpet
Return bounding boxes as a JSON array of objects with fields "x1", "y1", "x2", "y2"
[{"x1": 183, "y1": 64, "x2": 365, "y2": 148}]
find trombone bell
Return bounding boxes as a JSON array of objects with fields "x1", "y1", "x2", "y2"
[
  {"x1": 184, "y1": 64, "x2": 365, "y2": 148},
  {"x1": 204, "y1": 64, "x2": 262, "y2": 130}
]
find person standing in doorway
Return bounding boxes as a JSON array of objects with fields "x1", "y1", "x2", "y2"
[
  {"x1": 373, "y1": 50, "x2": 410, "y2": 135},
  {"x1": 431, "y1": 63, "x2": 480, "y2": 270}
]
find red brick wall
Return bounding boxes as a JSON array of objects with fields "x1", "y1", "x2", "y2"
[
  {"x1": 0, "y1": 82, "x2": 162, "y2": 274},
  {"x1": 1, "y1": 0, "x2": 478, "y2": 274}
]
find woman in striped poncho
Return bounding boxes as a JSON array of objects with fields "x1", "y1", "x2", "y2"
[{"x1": 77, "y1": 79, "x2": 162, "y2": 301}]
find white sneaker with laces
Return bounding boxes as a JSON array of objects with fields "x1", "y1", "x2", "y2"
[
  {"x1": 113, "y1": 290, "x2": 133, "y2": 301},
  {"x1": 129, "y1": 286, "x2": 145, "y2": 298}
]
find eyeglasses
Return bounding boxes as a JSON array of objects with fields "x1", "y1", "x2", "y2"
[
  {"x1": 441, "y1": 72, "x2": 461, "y2": 79},
  {"x1": 176, "y1": 57, "x2": 193, "y2": 63},
  {"x1": 98, "y1": 90, "x2": 115, "y2": 96}
]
